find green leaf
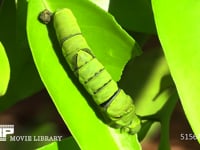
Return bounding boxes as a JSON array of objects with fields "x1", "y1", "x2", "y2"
[
  {"x1": 0, "y1": 0, "x2": 43, "y2": 111},
  {"x1": 0, "y1": 42, "x2": 10, "y2": 96},
  {"x1": 120, "y1": 48, "x2": 174, "y2": 116},
  {"x1": 27, "y1": 0, "x2": 141, "y2": 150},
  {"x1": 89, "y1": 0, "x2": 110, "y2": 11},
  {"x1": 37, "y1": 136, "x2": 80, "y2": 150},
  {"x1": 109, "y1": 0, "x2": 156, "y2": 33},
  {"x1": 152, "y1": 0, "x2": 200, "y2": 143}
]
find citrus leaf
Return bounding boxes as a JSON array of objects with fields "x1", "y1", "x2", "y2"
[
  {"x1": 27, "y1": 0, "x2": 141, "y2": 149},
  {"x1": 152, "y1": 0, "x2": 200, "y2": 143},
  {"x1": 0, "y1": 42, "x2": 10, "y2": 96}
]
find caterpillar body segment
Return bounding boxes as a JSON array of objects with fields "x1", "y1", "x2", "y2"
[{"x1": 53, "y1": 8, "x2": 141, "y2": 134}]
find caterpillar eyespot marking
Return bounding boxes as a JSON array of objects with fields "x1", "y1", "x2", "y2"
[{"x1": 40, "y1": 8, "x2": 141, "y2": 134}]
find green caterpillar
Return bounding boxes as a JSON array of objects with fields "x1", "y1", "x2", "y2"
[{"x1": 39, "y1": 8, "x2": 141, "y2": 134}]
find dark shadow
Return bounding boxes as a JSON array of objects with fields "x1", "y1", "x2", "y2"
[
  {"x1": 0, "y1": 0, "x2": 4, "y2": 10},
  {"x1": 153, "y1": 74, "x2": 175, "y2": 101},
  {"x1": 119, "y1": 47, "x2": 163, "y2": 101}
]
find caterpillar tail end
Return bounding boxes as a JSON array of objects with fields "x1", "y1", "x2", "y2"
[{"x1": 121, "y1": 115, "x2": 141, "y2": 135}]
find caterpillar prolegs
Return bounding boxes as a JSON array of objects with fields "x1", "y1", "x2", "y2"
[{"x1": 40, "y1": 8, "x2": 141, "y2": 134}]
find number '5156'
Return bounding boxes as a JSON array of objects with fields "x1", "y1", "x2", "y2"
[{"x1": 180, "y1": 133, "x2": 199, "y2": 140}]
